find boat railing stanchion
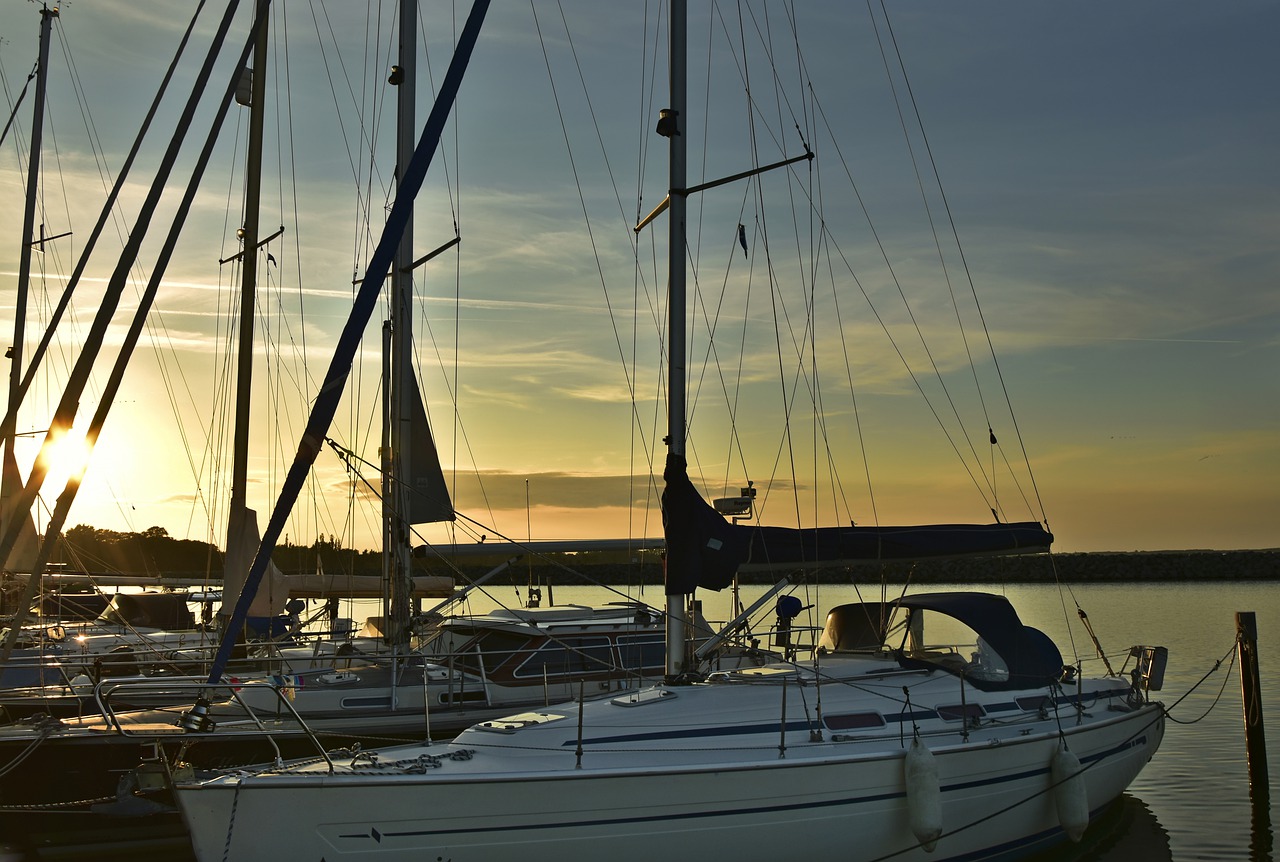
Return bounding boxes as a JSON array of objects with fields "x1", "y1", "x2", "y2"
[
  {"x1": 1076, "y1": 665, "x2": 1085, "y2": 725},
  {"x1": 575, "y1": 678, "x2": 585, "y2": 768},
  {"x1": 779, "y1": 674, "x2": 788, "y2": 759},
  {"x1": 811, "y1": 648, "x2": 824, "y2": 742},
  {"x1": 421, "y1": 653, "x2": 432, "y2": 743}
]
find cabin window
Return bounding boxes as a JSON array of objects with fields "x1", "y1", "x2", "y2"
[
  {"x1": 936, "y1": 703, "x2": 986, "y2": 722},
  {"x1": 823, "y1": 712, "x2": 886, "y2": 731},
  {"x1": 339, "y1": 695, "x2": 393, "y2": 709},
  {"x1": 455, "y1": 630, "x2": 532, "y2": 675},
  {"x1": 513, "y1": 636, "x2": 614, "y2": 679},
  {"x1": 616, "y1": 634, "x2": 665, "y2": 672}
]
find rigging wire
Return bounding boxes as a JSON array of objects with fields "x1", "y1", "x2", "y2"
[
  {"x1": 531, "y1": 0, "x2": 668, "y2": 550},
  {"x1": 0, "y1": 61, "x2": 36, "y2": 151},
  {"x1": 25, "y1": 7, "x2": 227, "y2": 563},
  {"x1": 416, "y1": 0, "x2": 465, "y2": 548},
  {"x1": 309, "y1": 0, "x2": 385, "y2": 560},
  {"x1": 277, "y1": 0, "x2": 326, "y2": 552},
  {"x1": 324, "y1": 433, "x2": 677, "y2": 676},
  {"x1": 875, "y1": 0, "x2": 1048, "y2": 526},
  {"x1": 863, "y1": 1, "x2": 1006, "y2": 518},
  {"x1": 797, "y1": 97, "x2": 1011, "y2": 519}
]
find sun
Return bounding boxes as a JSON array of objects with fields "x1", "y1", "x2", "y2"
[{"x1": 33, "y1": 428, "x2": 95, "y2": 490}]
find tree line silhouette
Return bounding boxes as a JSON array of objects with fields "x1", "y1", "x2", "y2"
[{"x1": 57, "y1": 524, "x2": 384, "y2": 578}]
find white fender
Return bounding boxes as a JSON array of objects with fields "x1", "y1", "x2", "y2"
[
  {"x1": 905, "y1": 737, "x2": 942, "y2": 852},
  {"x1": 1051, "y1": 744, "x2": 1089, "y2": 842}
]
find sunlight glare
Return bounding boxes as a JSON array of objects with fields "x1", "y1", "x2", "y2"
[{"x1": 35, "y1": 429, "x2": 94, "y2": 491}]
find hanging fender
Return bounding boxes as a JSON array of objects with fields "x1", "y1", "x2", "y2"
[
  {"x1": 1051, "y1": 744, "x2": 1089, "y2": 842},
  {"x1": 904, "y1": 737, "x2": 942, "y2": 852}
]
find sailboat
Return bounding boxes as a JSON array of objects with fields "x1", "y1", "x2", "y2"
[
  {"x1": 174, "y1": 2, "x2": 1167, "y2": 861},
  {"x1": 0, "y1": 0, "x2": 396, "y2": 715},
  {"x1": 0, "y1": 0, "x2": 303, "y2": 687},
  {"x1": 0, "y1": 3, "x2": 220, "y2": 704},
  {"x1": 0, "y1": 2, "x2": 74, "y2": 698},
  {"x1": 210, "y1": 0, "x2": 695, "y2": 736},
  {"x1": 0, "y1": 7, "x2": 686, "y2": 851}
]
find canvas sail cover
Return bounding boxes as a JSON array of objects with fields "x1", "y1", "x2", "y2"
[
  {"x1": 0, "y1": 448, "x2": 41, "y2": 573},
  {"x1": 407, "y1": 380, "x2": 454, "y2": 525},
  {"x1": 220, "y1": 506, "x2": 288, "y2": 617},
  {"x1": 662, "y1": 453, "x2": 748, "y2": 595},
  {"x1": 662, "y1": 453, "x2": 1053, "y2": 595}
]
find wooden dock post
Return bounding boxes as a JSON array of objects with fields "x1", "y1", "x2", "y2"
[
  {"x1": 1237, "y1": 612, "x2": 1273, "y2": 859},
  {"x1": 1236, "y1": 612, "x2": 1269, "y2": 795}
]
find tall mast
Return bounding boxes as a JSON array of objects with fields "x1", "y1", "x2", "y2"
[
  {"x1": 385, "y1": 0, "x2": 417, "y2": 649},
  {"x1": 663, "y1": 0, "x2": 689, "y2": 679},
  {"x1": 2, "y1": 5, "x2": 56, "y2": 555},
  {"x1": 226, "y1": 0, "x2": 270, "y2": 551}
]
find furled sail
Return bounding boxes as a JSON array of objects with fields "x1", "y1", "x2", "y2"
[
  {"x1": 406, "y1": 377, "x2": 453, "y2": 525},
  {"x1": 219, "y1": 506, "x2": 288, "y2": 618},
  {"x1": 206, "y1": 0, "x2": 488, "y2": 685},
  {"x1": 662, "y1": 453, "x2": 1053, "y2": 595},
  {"x1": 662, "y1": 453, "x2": 748, "y2": 594},
  {"x1": 0, "y1": 449, "x2": 40, "y2": 573}
]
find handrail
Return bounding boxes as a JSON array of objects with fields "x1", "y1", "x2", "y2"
[{"x1": 92, "y1": 678, "x2": 334, "y2": 772}]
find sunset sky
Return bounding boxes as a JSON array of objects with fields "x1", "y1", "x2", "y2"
[{"x1": 0, "y1": 1, "x2": 1275, "y2": 561}]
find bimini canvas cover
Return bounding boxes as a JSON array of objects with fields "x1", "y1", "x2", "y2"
[{"x1": 895, "y1": 592, "x2": 1065, "y2": 691}]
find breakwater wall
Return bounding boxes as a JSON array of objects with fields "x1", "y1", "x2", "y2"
[
  {"x1": 37, "y1": 548, "x2": 1275, "y2": 590},
  {"x1": 460, "y1": 548, "x2": 1280, "y2": 587}
]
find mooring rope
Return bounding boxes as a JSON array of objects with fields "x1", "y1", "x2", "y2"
[
  {"x1": 219, "y1": 780, "x2": 243, "y2": 862},
  {"x1": 1161, "y1": 642, "x2": 1238, "y2": 725},
  {"x1": 0, "y1": 717, "x2": 59, "y2": 778},
  {"x1": 0, "y1": 794, "x2": 119, "y2": 812}
]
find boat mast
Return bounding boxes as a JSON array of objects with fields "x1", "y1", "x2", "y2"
[
  {"x1": 385, "y1": 0, "x2": 417, "y2": 650},
  {"x1": 201, "y1": 0, "x2": 491, "y2": 691},
  {"x1": 226, "y1": 0, "x2": 270, "y2": 573},
  {"x1": 664, "y1": 0, "x2": 690, "y2": 679},
  {"x1": 1, "y1": 4, "x2": 56, "y2": 568}
]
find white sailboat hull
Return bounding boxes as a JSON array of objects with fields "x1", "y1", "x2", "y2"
[{"x1": 178, "y1": 676, "x2": 1163, "y2": 862}]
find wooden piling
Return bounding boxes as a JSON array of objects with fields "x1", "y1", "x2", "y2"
[{"x1": 1236, "y1": 611, "x2": 1269, "y2": 795}]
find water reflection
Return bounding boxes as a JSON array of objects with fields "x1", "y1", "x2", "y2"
[
  {"x1": 1032, "y1": 794, "x2": 1171, "y2": 862},
  {"x1": 1251, "y1": 783, "x2": 1274, "y2": 862}
]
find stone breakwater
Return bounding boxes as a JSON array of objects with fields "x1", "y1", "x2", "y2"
[
  {"x1": 817, "y1": 548, "x2": 1280, "y2": 585},
  {"x1": 99, "y1": 548, "x2": 1276, "y2": 587},
  {"x1": 453, "y1": 548, "x2": 1280, "y2": 587}
]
